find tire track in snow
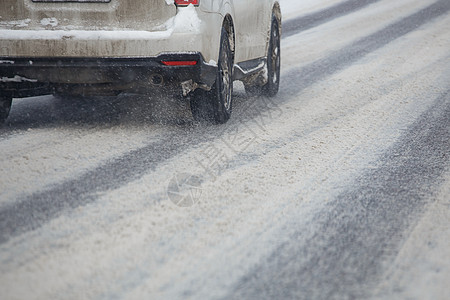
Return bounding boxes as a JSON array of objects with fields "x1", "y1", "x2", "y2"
[
  {"x1": 0, "y1": 132, "x2": 193, "y2": 244},
  {"x1": 281, "y1": 0, "x2": 450, "y2": 96},
  {"x1": 0, "y1": 0, "x2": 448, "y2": 244},
  {"x1": 229, "y1": 91, "x2": 450, "y2": 300},
  {"x1": 283, "y1": 0, "x2": 381, "y2": 37}
]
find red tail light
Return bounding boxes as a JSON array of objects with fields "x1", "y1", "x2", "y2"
[
  {"x1": 174, "y1": 0, "x2": 199, "y2": 6},
  {"x1": 161, "y1": 61, "x2": 198, "y2": 66}
]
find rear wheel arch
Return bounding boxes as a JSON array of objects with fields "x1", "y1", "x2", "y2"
[
  {"x1": 244, "y1": 9, "x2": 281, "y2": 97},
  {"x1": 272, "y1": 2, "x2": 282, "y2": 39}
]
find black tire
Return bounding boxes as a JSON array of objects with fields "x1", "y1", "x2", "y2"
[
  {"x1": 245, "y1": 15, "x2": 281, "y2": 97},
  {"x1": 190, "y1": 27, "x2": 233, "y2": 124},
  {"x1": 0, "y1": 95, "x2": 12, "y2": 123}
]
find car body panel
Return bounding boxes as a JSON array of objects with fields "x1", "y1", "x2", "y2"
[{"x1": 0, "y1": 0, "x2": 175, "y2": 31}]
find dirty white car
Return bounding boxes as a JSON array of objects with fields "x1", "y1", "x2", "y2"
[{"x1": 0, "y1": 0, "x2": 281, "y2": 124}]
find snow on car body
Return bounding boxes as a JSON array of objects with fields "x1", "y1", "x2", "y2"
[{"x1": 0, "y1": 0, "x2": 281, "y2": 123}]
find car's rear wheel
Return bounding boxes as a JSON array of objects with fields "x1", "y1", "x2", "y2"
[
  {"x1": 0, "y1": 96, "x2": 12, "y2": 123},
  {"x1": 245, "y1": 15, "x2": 281, "y2": 97},
  {"x1": 190, "y1": 27, "x2": 233, "y2": 124}
]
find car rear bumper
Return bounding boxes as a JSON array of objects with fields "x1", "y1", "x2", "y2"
[{"x1": 0, "y1": 53, "x2": 217, "y2": 97}]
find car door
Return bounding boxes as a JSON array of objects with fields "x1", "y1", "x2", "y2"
[
  {"x1": 233, "y1": 0, "x2": 269, "y2": 62},
  {"x1": 245, "y1": 0, "x2": 269, "y2": 59},
  {"x1": 232, "y1": 0, "x2": 255, "y2": 63}
]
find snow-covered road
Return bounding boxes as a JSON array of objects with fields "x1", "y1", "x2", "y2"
[{"x1": 1, "y1": 0, "x2": 449, "y2": 299}]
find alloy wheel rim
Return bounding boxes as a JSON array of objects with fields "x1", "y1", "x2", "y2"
[
  {"x1": 271, "y1": 25, "x2": 280, "y2": 85},
  {"x1": 220, "y1": 40, "x2": 232, "y2": 111}
]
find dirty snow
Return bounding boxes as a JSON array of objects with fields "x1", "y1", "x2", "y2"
[
  {"x1": 172, "y1": 4, "x2": 202, "y2": 32},
  {"x1": 0, "y1": 28, "x2": 173, "y2": 40},
  {"x1": 0, "y1": 18, "x2": 31, "y2": 28},
  {"x1": 0, "y1": 75, "x2": 37, "y2": 82},
  {"x1": 40, "y1": 18, "x2": 58, "y2": 27}
]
